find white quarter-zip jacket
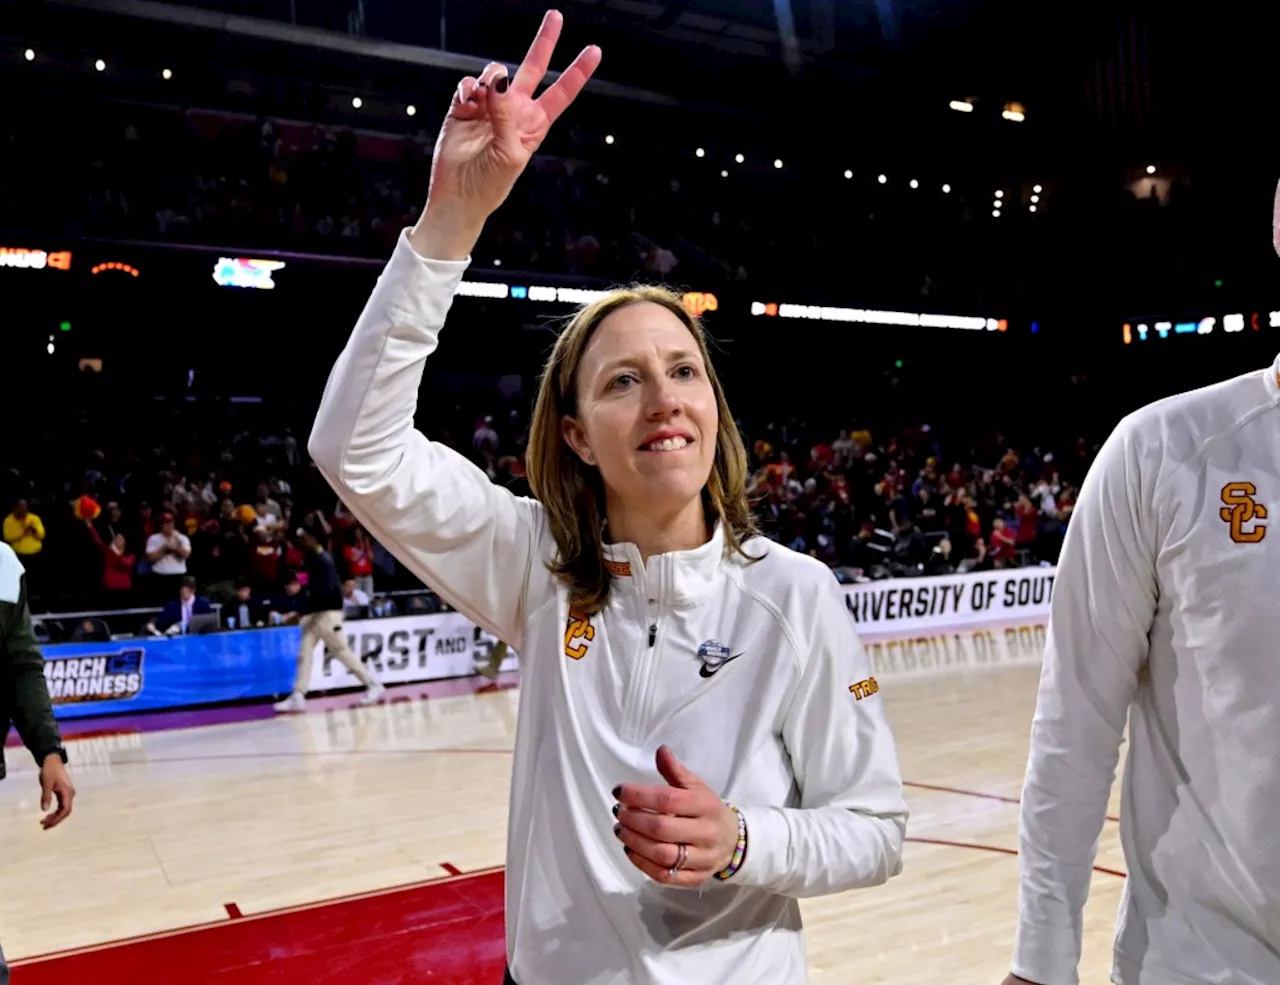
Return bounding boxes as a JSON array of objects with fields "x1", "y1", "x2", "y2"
[
  {"x1": 310, "y1": 229, "x2": 908, "y2": 985},
  {"x1": 1012, "y1": 355, "x2": 1280, "y2": 985}
]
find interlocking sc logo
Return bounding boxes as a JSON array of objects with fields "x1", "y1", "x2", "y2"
[
  {"x1": 564, "y1": 607, "x2": 595, "y2": 660},
  {"x1": 1220, "y1": 482, "x2": 1268, "y2": 543}
]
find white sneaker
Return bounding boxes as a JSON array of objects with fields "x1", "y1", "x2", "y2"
[
  {"x1": 358, "y1": 682, "x2": 386, "y2": 706},
  {"x1": 273, "y1": 691, "x2": 307, "y2": 713}
]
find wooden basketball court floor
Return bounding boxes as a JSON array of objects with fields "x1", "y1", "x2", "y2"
[{"x1": 1, "y1": 618, "x2": 1127, "y2": 984}]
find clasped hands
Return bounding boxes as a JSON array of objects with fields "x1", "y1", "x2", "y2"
[{"x1": 611, "y1": 745, "x2": 740, "y2": 887}]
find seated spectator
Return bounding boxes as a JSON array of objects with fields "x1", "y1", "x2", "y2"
[
  {"x1": 146, "y1": 575, "x2": 213, "y2": 635},
  {"x1": 957, "y1": 537, "x2": 987, "y2": 574},
  {"x1": 926, "y1": 537, "x2": 956, "y2": 576},
  {"x1": 268, "y1": 570, "x2": 306, "y2": 624},
  {"x1": 223, "y1": 576, "x2": 269, "y2": 630},
  {"x1": 341, "y1": 578, "x2": 370, "y2": 617}
]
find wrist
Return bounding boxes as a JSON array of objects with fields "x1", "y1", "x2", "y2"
[
  {"x1": 714, "y1": 802, "x2": 748, "y2": 881},
  {"x1": 40, "y1": 747, "x2": 67, "y2": 768},
  {"x1": 410, "y1": 202, "x2": 485, "y2": 261}
]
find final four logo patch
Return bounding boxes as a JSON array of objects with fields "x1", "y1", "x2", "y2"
[{"x1": 697, "y1": 639, "x2": 741, "y2": 678}]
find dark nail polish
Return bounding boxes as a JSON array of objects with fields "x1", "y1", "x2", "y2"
[
  {"x1": 623, "y1": 846, "x2": 632, "y2": 856},
  {"x1": 612, "y1": 803, "x2": 619, "y2": 817},
  {"x1": 611, "y1": 785, "x2": 621, "y2": 798},
  {"x1": 495, "y1": 76, "x2": 509, "y2": 94},
  {"x1": 613, "y1": 823, "x2": 621, "y2": 836}
]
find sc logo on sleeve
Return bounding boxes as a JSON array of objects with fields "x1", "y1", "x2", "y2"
[{"x1": 1221, "y1": 482, "x2": 1267, "y2": 544}]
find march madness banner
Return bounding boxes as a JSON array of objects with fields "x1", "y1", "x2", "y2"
[
  {"x1": 306, "y1": 611, "x2": 516, "y2": 692},
  {"x1": 844, "y1": 566, "x2": 1056, "y2": 635}
]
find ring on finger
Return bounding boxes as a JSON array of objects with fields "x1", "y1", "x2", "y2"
[{"x1": 667, "y1": 844, "x2": 688, "y2": 880}]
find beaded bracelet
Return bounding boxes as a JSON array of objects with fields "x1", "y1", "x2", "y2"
[{"x1": 714, "y1": 802, "x2": 748, "y2": 881}]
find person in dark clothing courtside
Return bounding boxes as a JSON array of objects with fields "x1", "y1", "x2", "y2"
[
  {"x1": 0, "y1": 541, "x2": 75, "y2": 984},
  {"x1": 273, "y1": 516, "x2": 385, "y2": 713}
]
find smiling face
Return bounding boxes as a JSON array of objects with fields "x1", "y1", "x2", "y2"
[{"x1": 562, "y1": 301, "x2": 718, "y2": 524}]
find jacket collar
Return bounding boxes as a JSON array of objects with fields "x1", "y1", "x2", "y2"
[{"x1": 602, "y1": 521, "x2": 727, "y2": 608}]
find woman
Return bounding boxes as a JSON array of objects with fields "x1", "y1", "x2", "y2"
[{"x1": 309, "y1": 12, "x2": 907, "y2": 984}]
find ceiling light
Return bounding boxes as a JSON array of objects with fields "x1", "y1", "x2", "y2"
[
  {"x1": 351, "y1": 96, "x2": 362, "y2": 109},
  {"x1": 843, "y1": 169, "x2": 853, "y2": 179},
  {"x1": 605, "y1": 134, "x2": 614, "y2": 144},
  {"x1": 949, "y1": 100, "x2": 974, "y2": 113},
  {"x1": 1029, "y1": 205, "x2": 1038, "y2": 213},
  {"x1": 94, "y1": 59, "x2": 106, "y2": 72},
  {"x1": 992, "y1": 209, "x2": 1001, "y2": 217},
  {"x1": 24, "y1": 49, "x2": 35, "y2": 62},
  {"x1": 1030, "y1": 194, "x2": 1040, "y2": 204},
  {"x1": 877, "y1": 174, "x2": 887, "y2": 184},
  {"x1": 1033, "y1": 184, "x2": 1043, "y2": 193},
  {"x1": 1002, "y1": 101, "x2": 1026, "y2": 122},
  {"x1": 407, "y1": 104, "x2": 417, "y2": 116},
  {"x1": 1146, "y1": 164, "x2": 1156, "y2": 174},
  {"x1": 942, "y1": 184, "x2": 951, "y2": 194},
  {"x1": 773, "y1": 159, "x2": 783, "y2": 169},
  {"x1": 162, "y1": 68, "x2": 173, "y2": 80},
  {"x1": 909, "y1": 179, "x2": 919, "y2": 189},
  {"x1": 735, "y1": 153, "x2": 745, "y2": 163},
  {"x1": 695, "y1": 147, "x2": 705, "y2": 158},
  {"x1": 995, "y1": 190, "x2": 1004, "y2": 199},
  {"x1": 720, "y1": 169, "x2": 728, "y2": 177}
]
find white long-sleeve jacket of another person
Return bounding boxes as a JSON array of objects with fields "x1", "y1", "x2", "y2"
[
  {"x1": 309, "y1": 229, "x2": 908, "y2": 985},
  {"x1": 1011, "y1": 356, "x2": 1280, "y2": 985}
]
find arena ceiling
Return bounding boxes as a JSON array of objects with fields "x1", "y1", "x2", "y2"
[{"x1": 10, "y1": 0, "x2": 1280, "y2": 166}]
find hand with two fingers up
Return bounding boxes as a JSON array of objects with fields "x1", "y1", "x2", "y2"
[
  {"x1": 612, "y1": 745, "x2": 744, "y2": 887},
  {"x1": 411, "y1": 8, "x2": 602, "y2": 261}
]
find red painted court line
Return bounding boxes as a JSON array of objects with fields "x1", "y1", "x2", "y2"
[
  {"x1": 223, "y1": 903, "x2": 243, "y2": 920},
  {"x1": 440, "y1": 862, "x2": 462, "y2": 876},
  {"x1": 10, "y1": 840, "x2": 1124, "y2": 983},
  {"x1": 11, "y1": 865, "x2": 505, "y2": 967},
  {"x1": 904, "y1": 780, "x2": 1121, "y2": 824},
  {"x1": 10, "y1": 869, "x2": 508, "y2": 985},
  {"x1": 905, "y1": 836, "x2": 1127, "y2": 878}
]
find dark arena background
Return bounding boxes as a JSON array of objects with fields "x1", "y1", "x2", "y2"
[{"x1": 2, "y1": 1, "x2": 1280, "y2": 982}]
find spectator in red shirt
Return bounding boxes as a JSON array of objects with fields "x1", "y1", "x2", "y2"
[
  {"x1": 84, "y1": 518, "x2": 136, "y2": 609},
  {"x1": 342, "y1": 528, "x2": 375, "y2": 597},
  {"x1": 988, "y1": 517, "x2": 1018, "y2": 566},
  {"x1": 1014, "y1": 494, "x2": 1040, "y2": 546}
]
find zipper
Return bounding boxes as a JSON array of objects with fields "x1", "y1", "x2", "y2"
[{"x1": 623, "y1": 597, "x2": 661, "y2": 741}]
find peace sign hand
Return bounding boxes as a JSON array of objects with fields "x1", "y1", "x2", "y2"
[{"x1": 414, "y1": 10, "x2": 601, "y2": 259}]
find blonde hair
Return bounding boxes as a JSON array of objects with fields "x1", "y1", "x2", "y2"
[{"x1": 525, "y1": 285, "x2": 759, "y2": 614}]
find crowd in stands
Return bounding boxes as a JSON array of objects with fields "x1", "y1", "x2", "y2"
[
  {"x1": 5, "y1": 399, "x2": 1088, "y2": 638},
  {"x1": 48, "y1": 99, "x2": 739, "y2": 290},
  {"x1": 32, "y1": 91, "x2": 1253, "y2": 317}
]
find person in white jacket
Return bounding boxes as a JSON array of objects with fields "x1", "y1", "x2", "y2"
[
  {"x1": 1003, "y1": 191, "x2": 1280, "y2": 985},
  {"x1": 309, "y1": 11, "x2": 908, "y2": 985}
]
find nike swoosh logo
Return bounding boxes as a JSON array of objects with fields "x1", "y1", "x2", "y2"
[{"x1": 699, "y1": 653, "x2": 744, "y2": 678}]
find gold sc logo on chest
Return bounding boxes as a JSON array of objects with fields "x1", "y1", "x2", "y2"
[{"x1": 1220, "y1": 482, "x2": 1268, "y2": 543}]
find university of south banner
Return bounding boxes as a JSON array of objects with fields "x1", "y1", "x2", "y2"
[
  {"x1": 843, "y1": 566, "x2": 1056, "y2": 635},
  {"x1": 39, "y1": 568, "x2": 1051, "y2": 721}
]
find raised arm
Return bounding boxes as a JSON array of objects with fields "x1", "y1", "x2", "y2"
[{"x1": 308, "y1": 11, "x2": 601, "y2": 649}]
